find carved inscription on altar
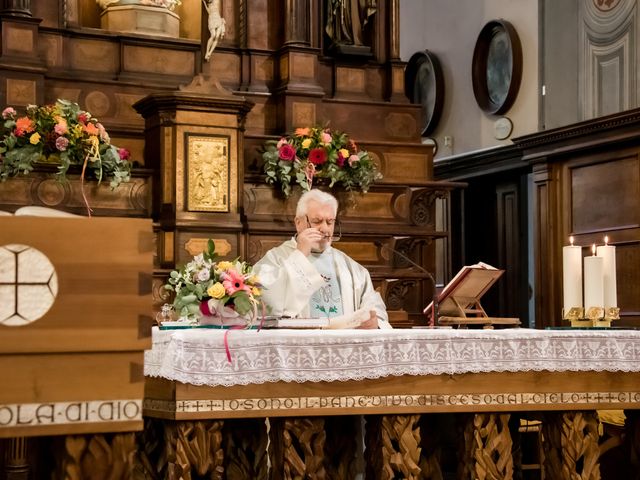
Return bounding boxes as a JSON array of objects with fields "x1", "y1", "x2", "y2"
[
  {"x1": 145, "y1": 391, "x2": 640, "y2": 415},
  {"x1": 186, "y1": 135, "x2": 229, "y2": 212},
  {"x1": 0, "y1": 400, "x2": 142, "y2": 428}
]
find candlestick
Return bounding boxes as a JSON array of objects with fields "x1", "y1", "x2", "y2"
[
  {"x1": 596, "y1": 236, "x2": 617, "y2": 309},
  {"x1": 562, "y1": 236, "x2": 583, "y2": 315},
  {"x1": 584, "y1": 245, "x2": 604, "y2": 313}
]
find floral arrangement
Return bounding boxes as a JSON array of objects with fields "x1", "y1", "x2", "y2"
[
  {"x1": 0, "y1": 99, "x2": 131, "y2": 188},
  {"x1": 164, "y1": 240, "x2": 264, "y2": 325},
  {"x1": 262, "y1": 126, "x2": 381, "y2": 197}
]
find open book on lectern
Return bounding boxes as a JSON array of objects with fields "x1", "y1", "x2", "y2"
[{"x1": 423, "y1": 262, "x2": 503, "y2": 318}]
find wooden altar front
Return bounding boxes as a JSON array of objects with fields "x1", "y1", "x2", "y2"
[{"x1": 142, "y1": 328, "x2": 640, "y2": 479}]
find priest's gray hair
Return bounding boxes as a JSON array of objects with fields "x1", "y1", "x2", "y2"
[{"x1": 296, "y1": 190, "x2": 338, "y2": 218}]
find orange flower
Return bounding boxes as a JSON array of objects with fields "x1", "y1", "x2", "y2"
[
  {"x1": 295, "y1": 127, "x2": 310, "y2": 137},
  {"x1": 83, "y1": 123, "x2": 99, "y2": 136},
  {"x1": 14, "y1": 117, "x2": 35, "y2": 137}
]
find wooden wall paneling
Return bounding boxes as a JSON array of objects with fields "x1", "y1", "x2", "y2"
[
  {"x1": 498, "y1": 174, "x2": 531, "y2": 323},
  {"x1": 516, "y1": 108, "x2": 640, "y2": 328},
  {"x1": 561, "y1": 149, "x2": 640, "y2": 326}
]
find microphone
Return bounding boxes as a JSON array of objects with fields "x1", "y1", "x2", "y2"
[{"x1": 375, "y1": 240, "x2": 439, "y2": 327}]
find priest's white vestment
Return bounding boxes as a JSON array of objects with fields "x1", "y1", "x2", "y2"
[{"x1": 254, "y1": 238, "x2": 391, "y2": 328}]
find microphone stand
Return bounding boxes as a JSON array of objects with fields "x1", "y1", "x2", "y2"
[{"x1": 376, "y1": 241, "x2": 439, "y2": 327}]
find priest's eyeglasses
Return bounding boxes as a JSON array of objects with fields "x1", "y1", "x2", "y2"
[{"x1": 305, "y1": 215, "x2": 342, "y2": 242}]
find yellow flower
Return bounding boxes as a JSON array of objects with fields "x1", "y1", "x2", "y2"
[
  {"x1": 216, "y1": 261, "x2": 233, "y2": 271},
  {"x1": 252, "y1": 287, "x2": 262, "y2": 297},
  {"x1": 339, "y1": 148, "x2": 349, "y2": 158},
  {"x1": 207, "y1": 282, "x2": 226, "y2": 299},
  {"x1": 301, "y1": 138, "x2": 312, "y2": 149},
  {"x1": 248, "y1": 274, "x2": 260, "y2": 284},
  {"x1": 29, "y1": 132, "x2": 41, "y2": 145}
]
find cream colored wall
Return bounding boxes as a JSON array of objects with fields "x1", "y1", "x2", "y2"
[{"x1": 400, "y1": 0, "x2": 539, "y2": 159}]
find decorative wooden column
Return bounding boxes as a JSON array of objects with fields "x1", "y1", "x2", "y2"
[
  {"x1": 269, "y1": 417, "x2": 327, "y2": 479},
  {"x1": 4, "y1": 437, "x2": 28, "y2": 480},
  {"x1": 0, "y1": 0, "x2": 44, "y2": 108},
  {"x1": 133, "y1": 79, "x2": 254, "y2": 280},
  {"x1": 459, "y1": 413, "x2": 514, "y2": 480},
  {"x1": 365, "y1": 414, "x2": 422, "y2": 480},
  {"x1": 1, "y1": 0, "x2": 31, "y2": 16},
  {"x1": 542, "y1": 411, "x2": 601, "y2": 479}
]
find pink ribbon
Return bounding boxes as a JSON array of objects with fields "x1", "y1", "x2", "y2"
[{"x1": 305, "y1": 162, "x2": 316, "y2": 188}]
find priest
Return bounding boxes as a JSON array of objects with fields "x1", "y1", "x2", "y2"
[{"x1": 254, "y1": 189, "x2": 391, "y2": 329}]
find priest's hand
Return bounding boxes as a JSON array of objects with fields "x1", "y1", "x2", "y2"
[
  {"x1": 356, "y1": 310, "x2": 378, "y2": 329},
  {"x1": 296, "y1": 227, "x2": 327, "y2": 256}
]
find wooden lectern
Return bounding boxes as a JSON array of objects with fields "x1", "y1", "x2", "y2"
[
  {"x1": 0, "y1": 216, "x2": 153, "y2": 475},
  {"x1": 424, "y1": 263, "x2": 520, "y2": 328}
]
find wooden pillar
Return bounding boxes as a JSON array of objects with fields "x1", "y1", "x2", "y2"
[
  {"x1": 0, "y1": 0, "x2": 31, "y2": 16},
  {"x1": 269, "y1": 417, "x2": 327, "y2": 479},
  {"x1": 459, "y1": 413, "x2": 514, "y2": 480},
  {"x1": 532, "y1": 160, "x2": 562, "y2": 328},
  {"x1": 4, "y1": 437, "x2": 28, "y2": 480},
  {"x1": 284, "y1": 0, "x2": 310, "y2": 46},
  {"x1": 542, "y1": 411, "x2": 601, "y2": 479},
  {"x1": 365, "y1": 414, "x2": 422, "y2": 480}
]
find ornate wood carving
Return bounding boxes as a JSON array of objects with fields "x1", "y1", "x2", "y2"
[
  {"x1": 364, "y1": 414, "x2": 422, "y2": 480},
  {"x1": 410, "y1": 188, "x2": 447, "y2": 227},
  {"x1": 153, "y1": 420, "x2": 225, "y2": 480},
  {"x1": 383, "y1": 279, "x2": 417, "y2": 311},
  {"x1": 543, "y1": 411, "x2": 601, "y2": 480},
  {"x1": 459, "y1": 413, "x2": 514, "y2": 480},
  {"x1": 269, "y1": 417, "x2": 327, "y2": 479},
  {"x1": 53, "y1": 433, "x2": 138, "y2": 480}
]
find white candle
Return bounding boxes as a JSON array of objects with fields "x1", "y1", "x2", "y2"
[
  {"x1": 596, "y1": 236, "x2": 617, "y2": 308},
  {"x1": 562, "y1": 236, "x2": 583, "y2": 312},
  {"x1": 584, "y1": 244, "x2": 604, "y2": 310}
]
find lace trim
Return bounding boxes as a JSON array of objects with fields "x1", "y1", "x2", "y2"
[{"x1": 144, "y1": 328, "x2": 640, "y2": 387}]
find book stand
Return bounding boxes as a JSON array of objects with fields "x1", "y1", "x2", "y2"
[{"x1": 428, "y1": 267, "x2": 520, "y2": 328}]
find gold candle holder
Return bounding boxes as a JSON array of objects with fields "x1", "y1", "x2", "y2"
[{"x1": 563, "y1": 306, "x2": 618, "y2": 328}]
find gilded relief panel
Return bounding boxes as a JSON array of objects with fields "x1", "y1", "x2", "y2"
[{"x1": 186, "y1": 135, "x2": 230, "y2": 212}]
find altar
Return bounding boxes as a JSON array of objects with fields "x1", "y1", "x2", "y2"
[{"x1": 143, "y1": 327, "x2": 640, "y2": 478}]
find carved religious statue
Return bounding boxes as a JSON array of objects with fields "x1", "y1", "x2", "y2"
[
  {"x1": 325, "y1": 0, "x2": 377, "y2": 49},
  {"x1": 203, "y1": 0, "x2": 226, "y2": 61}
]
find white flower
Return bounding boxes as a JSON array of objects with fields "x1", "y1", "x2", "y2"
[{"x1": 196, "y1": 268, "x2": 211, "y2": 282}]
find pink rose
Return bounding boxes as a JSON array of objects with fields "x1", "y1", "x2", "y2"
[
  {"x1": 276, "y1": 137, "x2": 287, "y2": 149},
  {"x1": 54, "y1": 122, "x2": 68, "y2": 136},
  {"x1": 2, "y1": 107, "x2": 16, "y2": 119},
  {"x1": 348, "y1": 154, "x2": 360, "y2": 167},
  {"x1": 278, "y1": 143, "x2": 296, "y2": 162},
  {"x1": 55, "y1": 136, "x2": 69, "y2": 151},
  {"x1": 321, "y1": 132, "x2": 332, "y2": 144}
]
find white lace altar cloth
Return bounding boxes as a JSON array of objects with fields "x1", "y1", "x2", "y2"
[{"x1": 144, "y1": 327, "x2": 640, "y2": 387}]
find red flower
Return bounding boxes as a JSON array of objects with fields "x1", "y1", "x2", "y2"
[
  {"x1": 308, "y1": 147, "x2": 327, "y2": 165},
  {"x1": 337, "y1": 151, "x2": 346, "y2": 167},
  {"x1": 200, "y1": 300, "x2": 213, "y2": 316},
  {"x1": 278, "y1": 143, "x2": 296, "y2": 162},
  {"x1": 118, "y1": 147, "x2": 130, "y2": 161}
]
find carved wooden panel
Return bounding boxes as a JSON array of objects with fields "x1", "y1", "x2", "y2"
[{"x1": 569, "y1": 155, "x2": 640, "y2": 234}]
